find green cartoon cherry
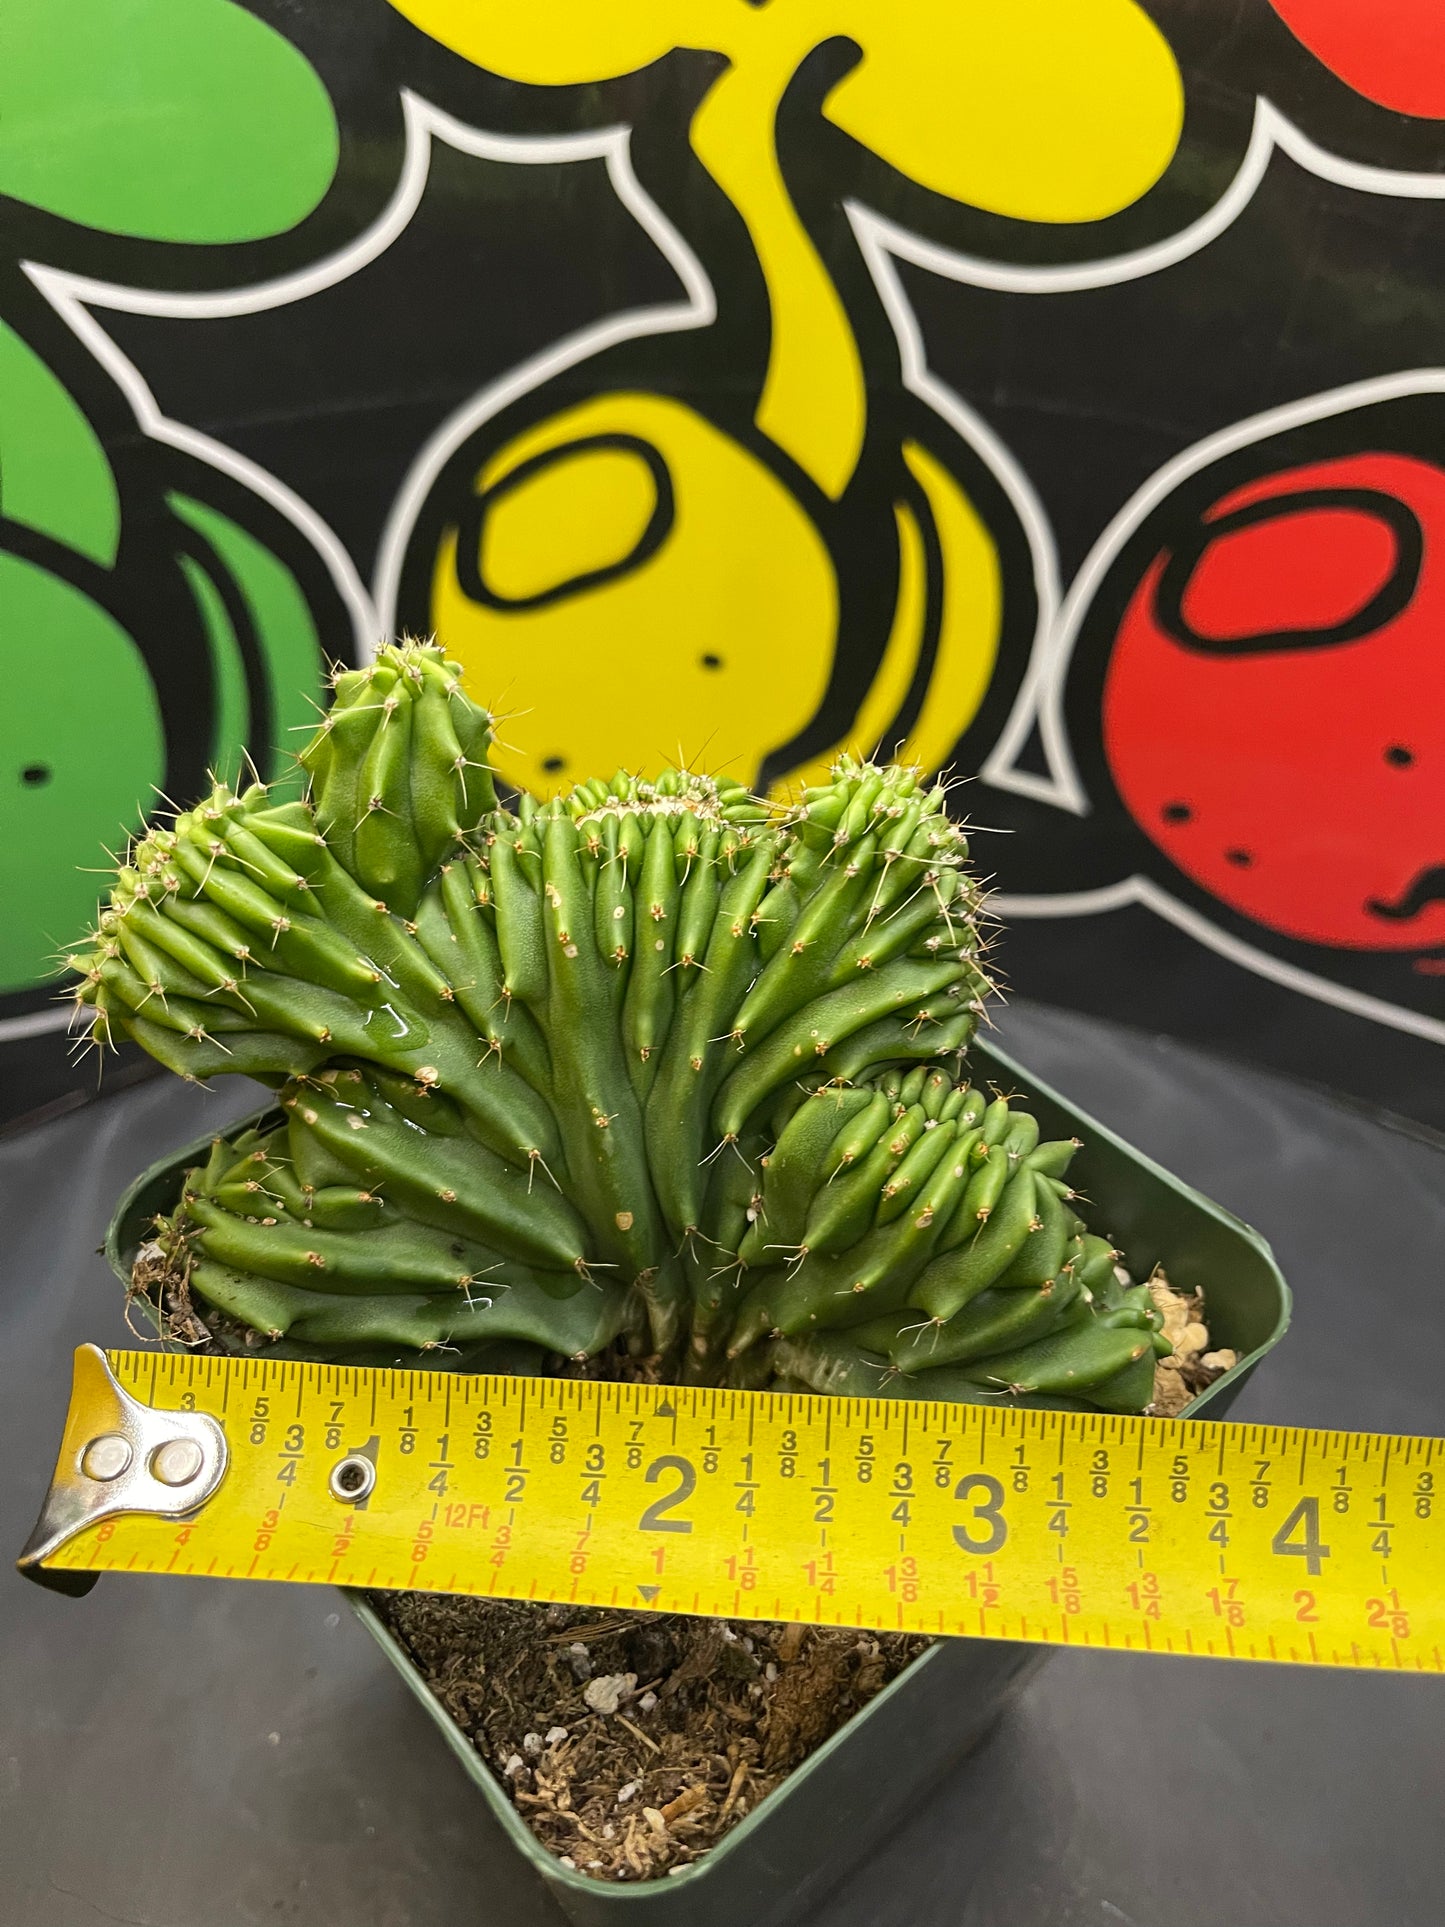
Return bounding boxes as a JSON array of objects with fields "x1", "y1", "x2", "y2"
[
  {"x1": 1, "y1": 556, "x2": 164, "y2": 994},
  {"x1": 0, "y1": 0, "x2": 337, "y2": 242}
]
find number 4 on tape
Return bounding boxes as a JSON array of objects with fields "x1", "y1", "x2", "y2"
[{"x1": 17, "y1": 1346, "x2": 1445, "y2": 1672}]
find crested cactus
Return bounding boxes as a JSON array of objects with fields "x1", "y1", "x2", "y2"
[{"x1": 76, "y1": 640, "x2": 1170, "y2": 1411}]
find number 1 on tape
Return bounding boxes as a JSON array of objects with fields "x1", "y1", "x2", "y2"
[{"x1": 22, "y1": 1348, "x2": 1445, "y2": 1672}]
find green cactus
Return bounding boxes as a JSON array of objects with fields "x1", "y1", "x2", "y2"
[{"x1": 77, "y1": 640, "x2": 1168, "y2": 1411}]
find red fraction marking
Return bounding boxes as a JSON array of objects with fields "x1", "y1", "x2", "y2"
[
  {"x1": 1268, "y1": 0, "x2": 1445, "y2": 119},
  {"x1": 1103, "y1": 452, "x2": 1445, "y2": 950}
]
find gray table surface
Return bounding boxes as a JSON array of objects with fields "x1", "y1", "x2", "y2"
[{"x1": 3, "y1": 1000, "x2": 1441, "y2": 1927}]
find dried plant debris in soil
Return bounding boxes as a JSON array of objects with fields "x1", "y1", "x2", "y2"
[
  {"x1": 365, "y1": 1282, "x2": 1226, "y2": 1886},
  {"x1": 376, "y1": 1595, "x2": 928, "y2": 1880},
  {"x1": 132, "y1": 1225, "x2": 1226, "y2": 1401},
  {"x1": 133, "y1": 1227, "x2": 1224, "y2": 1880},
  {"x1": 127, "y1": 1232, "x2": 667, "y2": 1379},
  {"x1": 1147, "y1": 1273, "x2": 1234, "y2": 1417},
  {"x1": 128, "y1": 1236, "x2": 212, "y2": 1348}
]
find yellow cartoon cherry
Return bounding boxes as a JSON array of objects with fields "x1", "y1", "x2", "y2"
[{"x1": 390, "y1": 0, "x2": 1182, "y2": 790}]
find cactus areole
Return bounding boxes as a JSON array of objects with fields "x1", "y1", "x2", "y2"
[{"x1": 74, "y1": 641, "x2": 1172, "y2": 1409}]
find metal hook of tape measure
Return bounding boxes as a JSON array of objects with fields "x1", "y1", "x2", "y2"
[{"x1": 17, "y1": 1344, "x2": 228, "y2": 1597}]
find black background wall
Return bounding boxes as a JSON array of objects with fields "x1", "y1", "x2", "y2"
[{"x1": 6, "y1": 0, "x2": 1445, "y2": 1128}]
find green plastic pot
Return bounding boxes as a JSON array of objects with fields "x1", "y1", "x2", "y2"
[
  {"x1": 106, "y1": 1039, "x2": 1290, "y2": 1927},
  {"x1": 354, "y1": 1592, "x2": 1044, "y2": 1927}
]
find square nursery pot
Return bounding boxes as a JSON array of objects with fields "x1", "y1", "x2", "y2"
[{"x1": 107, "y1": 1039, "x2": 1290, "y2": 1927}]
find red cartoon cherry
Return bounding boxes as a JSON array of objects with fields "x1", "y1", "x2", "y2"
[
  {"x1": 1268, "y1": 0, "x2": 1445, "y2": 119},
  {"x1": 1103, "y1": 452, "x2": 1445, "y2": 952}
]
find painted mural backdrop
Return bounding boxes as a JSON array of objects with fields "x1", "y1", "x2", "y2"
[{"x1": 5, "y1": 0, "x2": 1445, "y2": 1126}]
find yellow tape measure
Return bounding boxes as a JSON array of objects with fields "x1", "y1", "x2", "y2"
[{"x1": 20, "y1": 1347, "x2": 1445, "y2": 1673}]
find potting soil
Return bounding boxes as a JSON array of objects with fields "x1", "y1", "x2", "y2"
[
  {"x1": 374, "y1": 1275, "x2": 1221, "y2": 1883},
  {"x1": 129, "y1": 1206, "x2": 1221, "y2": 1885},
  {"x1": 375, "y1": 1594, "x2": 931, "y2": 1880}
]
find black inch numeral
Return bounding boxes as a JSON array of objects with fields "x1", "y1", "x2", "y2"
[
  {"x1": 639, "y1": 1456, "x2": 696, "y2": 1534},
  {"x1": 953, "y1": 1473, "x2": 1008, "y2": 1556},
  {"x1": 1271, "y1": 1496, "x2": 1330, "y2": 1576}
]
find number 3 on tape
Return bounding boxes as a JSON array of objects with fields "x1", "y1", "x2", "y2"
[{"x1": 17, "y1": 1346, "x2": 1445, "y2": 1673}]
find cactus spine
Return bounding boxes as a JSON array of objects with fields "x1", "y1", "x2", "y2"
[{"x1": 77, "y1": 642, "x2": 1168, "y2": 1410}]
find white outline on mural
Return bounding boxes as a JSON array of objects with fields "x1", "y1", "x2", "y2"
[
  {"x1": 849, "y1": 96, "x2": 1445, "y2": 817},
  {"x1": 849, "y1": 213, "x2": 1065, "y2": 801},
  {"x1": 995, "y1": 876, "x2": 1445, "y2": 1049},
  {"x1": 1022, "y1": 368, "x2": 1445, "y2": 811},
  {"x1": 845, "y1": 98, "x2": 1445, "y2": 1053},
  {"x1": 0, "y1": 94, "x2": 712, "y2": 1042},
  {"x1": 368, "y1": 105, "x2": 715, "y2": 628},
  {"x1": 0, "y1": 277, "x2": 382, "y2": 1042},
  {"x1": 988, "y1": 367, "x2": 1445, "y2": 1052},
  {"x1": 25, "y1": 271, "x2": 379, "y2": 646},
  {"x1": 8, "y1": 91, "x2": 1445, "y2": 1049}
]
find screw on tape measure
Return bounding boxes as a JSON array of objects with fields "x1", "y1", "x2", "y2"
[{"x1": 18, "y1": 1346, "x2": 1445, "y2": 1673}]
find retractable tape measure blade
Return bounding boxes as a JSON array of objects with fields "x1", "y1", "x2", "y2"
[{"x1": 18, "y1": 1346, "x2": 1445, "y2": 1672}]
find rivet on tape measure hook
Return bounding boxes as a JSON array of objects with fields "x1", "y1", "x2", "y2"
[
  {"x1": 18, "y1": 1344, "x2": 228, "y2": 1595},
  {"x1": 16, "y1": 1346, "x2": 1445, "y2": 1673}
]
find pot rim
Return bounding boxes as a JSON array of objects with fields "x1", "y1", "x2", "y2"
[{"x1": 98, "y1": 1041, "x2": 1292, "y2": 1906}]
